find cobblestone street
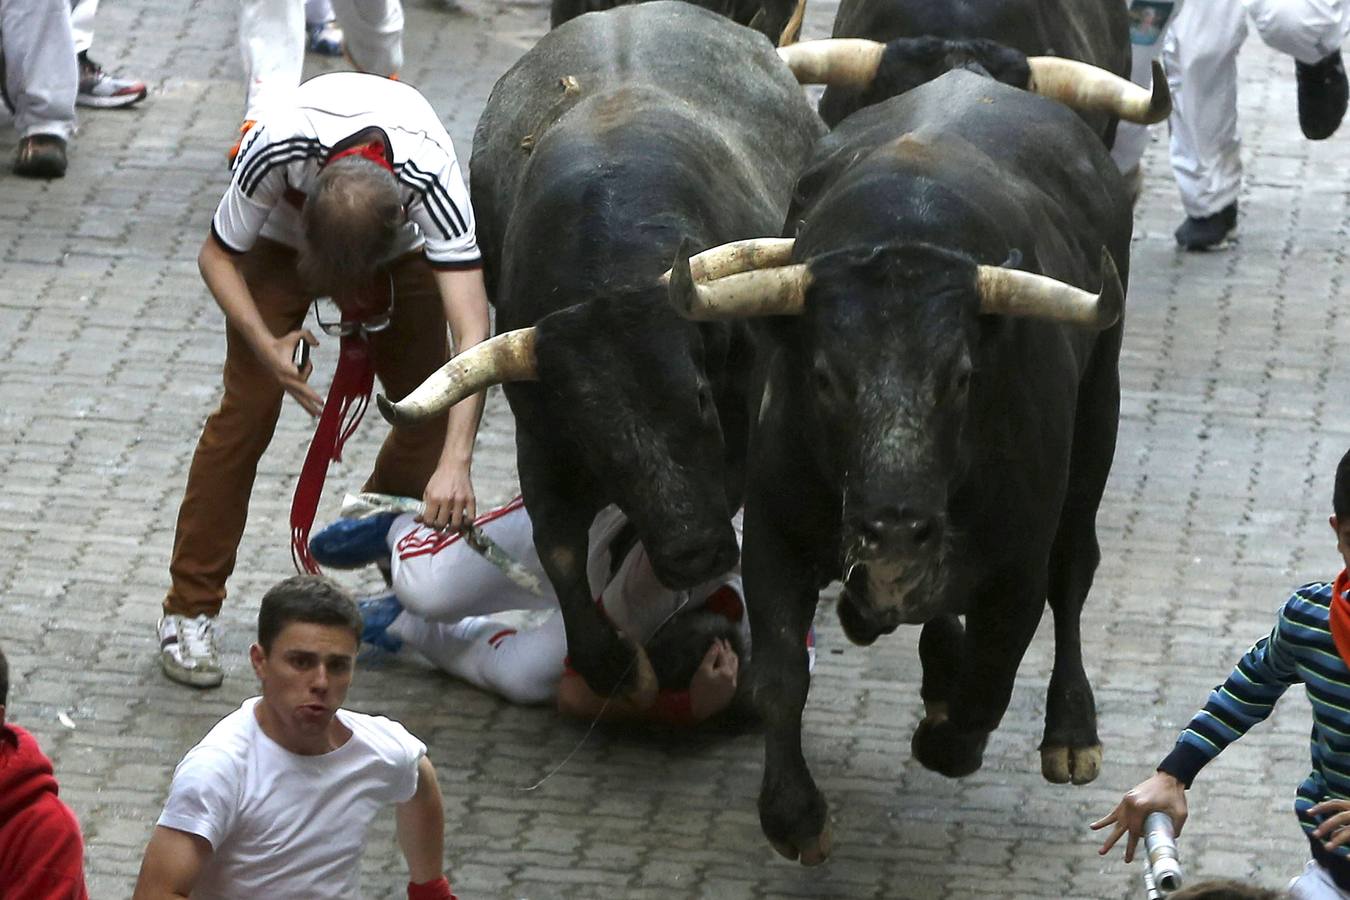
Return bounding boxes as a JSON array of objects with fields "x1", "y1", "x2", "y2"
[{"x1": 2, "y1": 0, "x2": 1349, "y2": 896}]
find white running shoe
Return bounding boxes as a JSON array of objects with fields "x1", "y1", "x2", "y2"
[{"x1": 158, "y1": 614, "x2": 224, "y2": 687}]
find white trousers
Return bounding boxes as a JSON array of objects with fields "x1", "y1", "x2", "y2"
[
  {"x1": 239, "y1": 0, "x2": 403, "y2": 119},
  {"x1": 69, "y1": 0, "x2": 96, "y2": 54},
  {"x1": 0, "y1": 0, "x2": 77, "y2": 138},
  {"x1": 1290, "y1": 859, "x2": 1350, "y2": 899},
  {"x1": 1112, "y1": 0, "x2": 1187, "y2": 175},
  {"x1": 1165, "y1": 0, "x2": 1350, "y2": 217}
]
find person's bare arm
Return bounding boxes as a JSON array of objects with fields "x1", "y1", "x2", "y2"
[
  {"x1": 419, "y1": 267, "x2": 491, "y2": 530},
  {"x1": 132, "y1": 826, "x2": 213, "y2": 900},
  {"x1": 396, "y1": 755, "x2": 447, "y2": 885},
  {"x1": 198, "y1": 233, "x2": 322, "y2": 415}
]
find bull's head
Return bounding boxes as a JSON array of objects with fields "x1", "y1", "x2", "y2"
[
  {"x1": 778, "y1": 39, "x2": 1171, "y2": 128},
  {"x1": 378, "y1": 292, "x2": 738, "y2": 590},
  {"x1": 666, "y1": 238, "x2": 1120, "y2": 627}
]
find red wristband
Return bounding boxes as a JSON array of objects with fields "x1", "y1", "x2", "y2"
[{"x1": 407, "y1": 876, "x2": 455, "y2": 900}]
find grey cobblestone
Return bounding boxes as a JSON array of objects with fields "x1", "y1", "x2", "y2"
[{"x1": 1, "y1": 0, "x2": 1348, "y2": 897}]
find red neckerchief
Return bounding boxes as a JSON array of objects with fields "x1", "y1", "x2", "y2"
[
  {"x1": 325, "y1": 142, "x2": 394, "y2": 173},
  {"x1": 1329, "y1": 569, "x2": 1350, "y2": 666},
  {"x1": 289, "y1": 282, "x2": 389, "y2": 574}
]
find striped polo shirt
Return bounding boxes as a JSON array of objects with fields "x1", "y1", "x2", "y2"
[
  {"x1": 1158, "y1": 579, "x2": 1350, "y2": 876},
  {"x1": 212, "y1": 72, "x2": 481, "y2": 269}
]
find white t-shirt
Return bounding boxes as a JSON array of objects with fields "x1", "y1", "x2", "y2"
[
  {"x1": 212, "y1": 72, "x2": 481, "y2": 268},
  {"x1": 157, "y1": 697, "x2": 426, "y2": 900}
]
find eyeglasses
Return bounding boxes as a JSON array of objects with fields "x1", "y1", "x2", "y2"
[{"x1": 313, "y1": 274, "x2": 396, "y2": 338}]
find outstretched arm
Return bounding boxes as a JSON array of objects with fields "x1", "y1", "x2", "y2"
[
  {"x1": 420, "y1": 268, "x2": 490, "y2": 531},
  {"x1": 132, "y1": 826, "x2": 212, "y2": 900},
  {"x1": 1090, "y1": 593, "x2": 1306, "y2": 861}
]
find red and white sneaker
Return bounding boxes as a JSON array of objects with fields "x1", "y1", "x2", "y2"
[{"x1": 77, "y1": 53, "x2": 148, "y2": 109}]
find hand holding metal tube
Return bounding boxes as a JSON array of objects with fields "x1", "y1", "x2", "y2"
[{"x1": 1142, "y1": 811, "x2": 1183, "y2": 896}]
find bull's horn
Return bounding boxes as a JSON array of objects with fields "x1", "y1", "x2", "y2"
[
  {"x1": 777, "y1": 0, "x2": 807, "y2": 47},
  {"x1": 660, "y1": 237, "x2": 797, "y2": 285},
  {"x1": 377, "y1": 328, "x2": 538, "y2": 426},
  {"x1": 776, "y1": 39, "x2": 886, "y2": 89},
  {"x1": 975, "y1": 248, "x2": 1122, "y2": 330},
  {"x1": 666, "y1": 238, "x2": 812, "y2": 321},
  {"x1": 1026, "y1": 57, "x2": 1171, "y2": 124}
]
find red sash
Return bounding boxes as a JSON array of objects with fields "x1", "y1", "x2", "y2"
[
  {"x1": 1329, "y1": 569, "x2": 1350, "y2": 666},
  {"x1": 288, "y1": 285, "x2": 389, "y2": 574}
]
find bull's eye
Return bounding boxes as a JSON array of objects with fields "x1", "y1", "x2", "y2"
[{"x1": 955, "y1": 370, "x2": 971, "y2": 392}]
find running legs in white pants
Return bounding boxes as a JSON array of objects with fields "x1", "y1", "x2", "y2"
[
  {"x1": 1165, "y1": 0, "x2": 1350, "y2": 219},
  {"x1": 239, "y1": 0, "x2": 404, "y2": 119},
  {"x1": 0, "y1": 0, "x2": 77, "y2": 139}
]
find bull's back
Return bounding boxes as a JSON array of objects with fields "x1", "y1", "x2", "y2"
[
  {"x1": 472, "y1": 1, "x2": 821, "y2": 262},
  {"x1": 797, "y1": 71, "x2": 1130, "y2": 280},
  {"x1": 831, "y1": 0, "x2": 1129, "y2": 74}
]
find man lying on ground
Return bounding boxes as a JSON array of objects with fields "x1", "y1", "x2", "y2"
[{"x1": 310, "y1": 499, "x2": 815, "y2": 726}]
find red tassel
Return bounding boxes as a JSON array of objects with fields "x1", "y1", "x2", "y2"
[{"x1": 290, "y1": 335, "x2": 375, "y2": 574}]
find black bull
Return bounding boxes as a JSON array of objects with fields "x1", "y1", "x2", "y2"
[
  {"x1": 670, "y1": 70, "x2": 1132, "y2": 863},
  {"x1": 817, "y1": 0, "x2": 1131, "y2": 137},
  {"x1": 467, "y1": 2, "x2": 825, "y2": 698}
]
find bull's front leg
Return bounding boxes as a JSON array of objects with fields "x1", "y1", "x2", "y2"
[
  {"x1": 744, "y1": 507, "x2": 830, "y2": 865},
  {"x1": 517, "y1": 434, "x2": 654, "y2": 706},
  {"x1": 911, "y1": 567, "x2": 1045, "y2": 779}
]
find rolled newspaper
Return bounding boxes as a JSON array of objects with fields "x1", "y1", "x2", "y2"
[{"x1": 339, "y1": 492, "x2": 546, "y2": 597}]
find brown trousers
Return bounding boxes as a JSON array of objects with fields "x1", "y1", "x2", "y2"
[{"x1": 164, "y1": 239, "x2": 450, "y2": 617}]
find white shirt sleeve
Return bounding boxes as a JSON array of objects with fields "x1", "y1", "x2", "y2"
[
  {"x1": 211, "y1": 121, "x2": 292, "y2": 253},
  {"x1": 156, "y1": 748, "x2": 241, "y2": 849},
  {"x1": 361, "y1": 715, "x2": 427, "y2": 804},
  {"x1": 401, "y1": 142, "x2": 481, "y2": 268}
]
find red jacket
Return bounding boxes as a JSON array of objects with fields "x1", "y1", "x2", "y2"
[{"x1": 0, "y1": 724, "x2": 88, "y2": 900}]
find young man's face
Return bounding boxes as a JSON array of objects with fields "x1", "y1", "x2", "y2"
[
  {"x1": 1332, "y1": 515, "x2": 1350, "y2": 571},
  {"x1": 250, "y1": 622, "x2": 358, "y2": 739}
]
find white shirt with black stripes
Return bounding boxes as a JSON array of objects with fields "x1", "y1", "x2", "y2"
[{"x1": 212, "y1": 72, "x2": 481, "y2": 270}]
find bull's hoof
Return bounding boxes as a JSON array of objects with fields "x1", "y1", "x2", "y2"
[
  {"x1": 622, "y1": 641, "x2": 659, "y2": 711},
  {"x1": 1040, "y1": 742, "x2": 1103, "y2": 785},
  {"x1": 911, "y1": 712, "x2": 987, "y2": 778},
  {"x1": 768, "y1": 818, "x2": 833, "y2": 866}
]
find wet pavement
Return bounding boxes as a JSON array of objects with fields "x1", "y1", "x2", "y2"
[{"x1": 1, "y1": 0, "x2": 1348, "y2": 897}]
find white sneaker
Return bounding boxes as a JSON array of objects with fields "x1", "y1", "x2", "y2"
[{"x1": 158, "y1": 614, "x2": 224, "y2": 687}]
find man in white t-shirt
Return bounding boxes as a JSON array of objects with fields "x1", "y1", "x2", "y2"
[
  {"x1": 133, "y1": 575, "x2": 456, "y2": 900},
  {"x1": 159, "y1": 71, "x2": 492, "y2": 690}
]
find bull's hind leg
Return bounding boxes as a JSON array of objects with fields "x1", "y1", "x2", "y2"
[
  {"x1": 1040, "y1": 331, "x2": 1121, "y2": 785},
  {"x1": 911, "y1": 571, "x2": 1045, "y2": 779}
]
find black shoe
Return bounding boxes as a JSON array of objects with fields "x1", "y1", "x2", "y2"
[
  {"x1": 13, "y1": 134, "x2": 67, "y2": 178},
  {"x1": 1174, "y1": 202, "x2": 1237, "y2": 251},
  {"x1": 1296, "y1": 51, "x2": 1347, "y2": 140}
]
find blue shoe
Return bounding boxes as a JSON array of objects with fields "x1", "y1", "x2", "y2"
[
  {"x1": 358, "y1": 592, "x2": 405, "y2": 653},
  {"x1": 306, "y1": 20, "x2": 344, "y2": 57},
  {"x1": 309, "y1": 513, "x2": 398, "y2": 569}
]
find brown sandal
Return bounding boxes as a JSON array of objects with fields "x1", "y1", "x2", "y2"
[{"x1": 14, "y1": 134, "x2": 67, "y2": 179}]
